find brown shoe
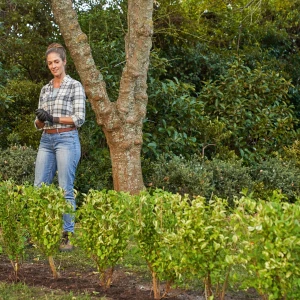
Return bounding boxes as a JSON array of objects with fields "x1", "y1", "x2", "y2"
[{"x1": 59, "y1": 231, "x2": 73, "y2": 252}]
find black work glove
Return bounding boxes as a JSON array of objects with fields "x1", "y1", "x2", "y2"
[{"x1": 35, "y1": 109, "x2": 54, "y2": 123}]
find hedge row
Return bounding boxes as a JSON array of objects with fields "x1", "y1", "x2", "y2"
[
  {"x1": 0, "y1": 181, "x2": 299, "y2": 299},
  {"x1": 1, "y1": 146, "x2": 300, "y2": 206}
]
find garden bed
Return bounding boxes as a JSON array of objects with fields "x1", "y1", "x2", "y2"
[{"x1": 0, "y1": 252, "x2": 260, "y2": 300}]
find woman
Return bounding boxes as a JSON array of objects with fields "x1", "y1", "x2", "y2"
[{"x1": 34, "y1": 43, "x2": 86, "y2": 252}]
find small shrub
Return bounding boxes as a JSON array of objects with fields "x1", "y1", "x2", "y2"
[
  {"x1": 75, "y1": 189, "x2": 132, "y2": 289},
  {"x1": 167, "y1": 195, "x2": 239, "y2": 300},
  {"x1": 147, "y1": 154, "x2": 213, "y2": 198},
  {"x1": 0, "y1": 145, "x2": 36, "y2": 184},
  {"x1": 232, "y1": 192, "x2": 300, "y2": 300},
  {"x1": 23, "y1": 184, "x2": 71, "y2": 279},
  {"x1": 131, "y1": 189, "x2": 183, "y2": 299},
  {"x1": 0, "y1": 180, "x2": 27, "y2": 280},
  {"x1": 205, "y1": 158, "x2": 254, "y2": 206},
  {"x1": 251, "y1": 157, "x2": 300, "y2": 202}
]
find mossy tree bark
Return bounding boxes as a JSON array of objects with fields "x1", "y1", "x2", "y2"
[{"x1": 50, "y1": 0, "x2": 153, "y2": 194}]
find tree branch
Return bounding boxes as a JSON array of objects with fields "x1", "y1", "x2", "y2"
[{"x1": 50, "y1": 0, "x2": 112, "y2": 126}]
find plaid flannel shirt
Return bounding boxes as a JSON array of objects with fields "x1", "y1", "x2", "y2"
[{"x1": 36, "y1": 75, "x2": 86, "y2": 129}]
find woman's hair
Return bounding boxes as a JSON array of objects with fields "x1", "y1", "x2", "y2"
[{"x1": 45, "y1": 43, "x2": 66, "y2": 62}]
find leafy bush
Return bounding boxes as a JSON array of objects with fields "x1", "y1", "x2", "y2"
[
  {"x1": 0, "y1": 180, "x2": 27, "y2": 280},
  {"x1": 251, "y1": 156, "x2": 300, "y2": 202},
  {"x1": 23, "y1": 184, "x2": 71, "y2": 279},
  {"x1": 131, "y1": 189, "x2": 183, "y2": 299},
  {"x1": 0, "y1": 145, "x2": 37, "y2": 184},
  {"x1": 147, "y1": 155, "x2": 253, "y2": 204},
  {"x1": 0, "y1": 80, "x2": 43, "y2": 148},
  {"x1": 232, "y1": 191, "x2": 300, "y2": 300},
  {"x1": 146, "y1": 154, "x2": 213, "y2": 198},
  {"x1": 75, "y1": 189, "x2": 132, "y2": 289},
  {"x1": 199, "y1": 58, "x2": 297, "y2": 163},
  {"x1": 205, "y1": 158, "x2": 254, "y2": 206}
]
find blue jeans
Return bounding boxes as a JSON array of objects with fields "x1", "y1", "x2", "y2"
[{"x1": 34, "y1": 130, "x2": 81, "y2": 233}]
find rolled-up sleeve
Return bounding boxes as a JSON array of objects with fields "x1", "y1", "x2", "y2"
[{"x1": 71, "y1": 81, "x2": 86, "y2": 127}]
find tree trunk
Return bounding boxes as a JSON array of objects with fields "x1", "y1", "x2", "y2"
[
  {"x1": 50, "y1": 0, "x2": 153, "y2": 194},
  {"x1": 108, "y1": 137, "x2": 144, "y2": 194}
]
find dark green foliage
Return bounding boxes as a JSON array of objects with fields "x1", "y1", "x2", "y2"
[
  {"x1": 75, "y1": 1, "x2": 126, "y2": 101},
  {"x1": 0, "y1": 146, "x2": 36, "y2": 185},
  {"x1": 143, "y1": 78, "x2": 204, "y2": 158},
  {"x1": 146, "y1": 154, "x2": 213, "y2": 198},
  {"x1": 205, "y1": 158, "x2": 254, "y2": 205},
  {"x1": 158, "y1": 43, "x2": 228, "y2": 92},
  {"x1": 0, "y1": 0, "x2": 60, "y2": 82},
  {"x1": 75, "y1": 148, "x2": 113, "y2": 205},
  {"x1": 251, "y1": 157, "x2": 300, "y2": 202},
  {"x1": 200, "y1": 58, "x2": 298, "y2": 163},
  {"x1": 146, "y1": 154, "x2": 300, "y2": 204},
  {"x1": 0, "y1": 79, "x2": 43, "y2": 148}
]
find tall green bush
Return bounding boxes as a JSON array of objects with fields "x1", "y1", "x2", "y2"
[
  {"x1": 0, "y1": 180, "x2": 27, "y2": 280},
  {"x1": 75, "y1": 189, "x2": 132, "y2": 289},
  {"x1": 23, "y1": 184, "x2": 71, "y2": 279},
  {"x1": 232, "y1": 191, "x2": 300, "y2": 299},
  {"x1": 131, "y1": 189, "x2": 182, "y2": 299}
]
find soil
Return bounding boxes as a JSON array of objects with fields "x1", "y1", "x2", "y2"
[{"x1": 0, "y1": 254, "x2": 260, "y2": 300}]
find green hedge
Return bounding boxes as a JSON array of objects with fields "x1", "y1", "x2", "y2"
[
  {"x1": 1, "y1": 183, "x2": 299, "y2": 299},
  {"x1": 1, "y1": 146, "x2": 300, "y2": 203}
]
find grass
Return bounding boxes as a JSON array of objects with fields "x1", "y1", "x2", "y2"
[{"x1": 0, "y1": 282, "x2": 107, "y2": 300}]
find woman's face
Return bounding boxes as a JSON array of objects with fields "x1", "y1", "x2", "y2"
[{"x1": 47, "y1": 52, "x2": 66, "y2": 78}]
